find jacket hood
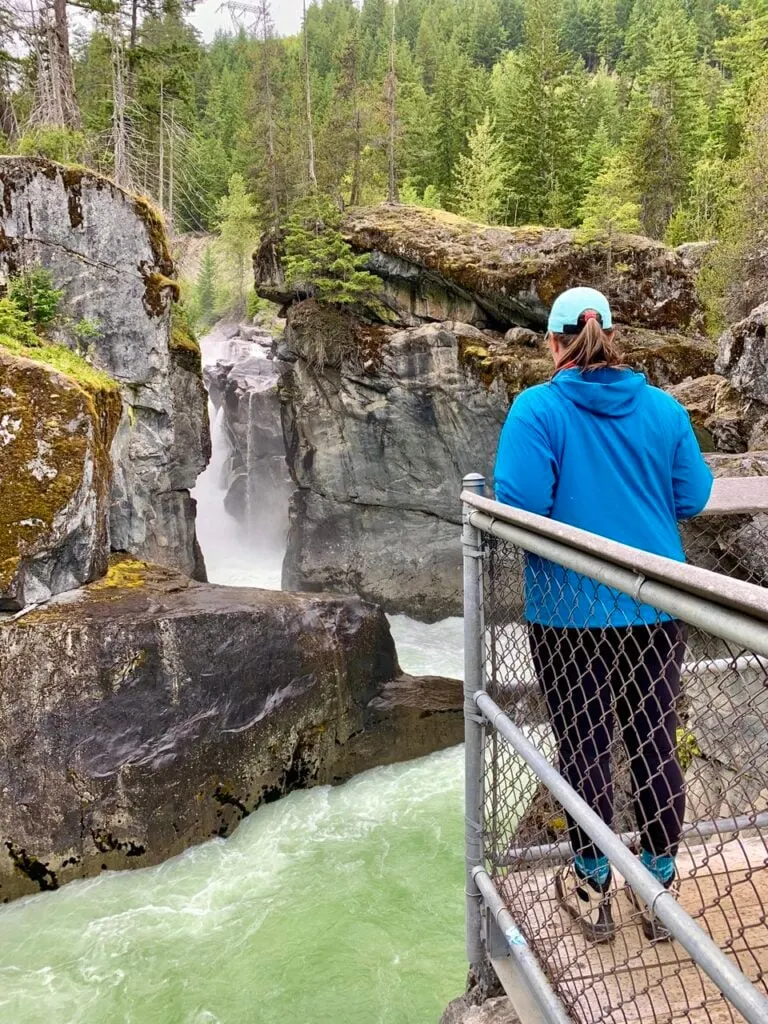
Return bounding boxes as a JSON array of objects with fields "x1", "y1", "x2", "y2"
[{"x1": 551, "y1": 367, "x2": 646, "y2": 418}]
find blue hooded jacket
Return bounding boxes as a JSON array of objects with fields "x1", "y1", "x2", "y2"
[{"x1": 493, "y1": 368, "x2": 713, "y2": 628}]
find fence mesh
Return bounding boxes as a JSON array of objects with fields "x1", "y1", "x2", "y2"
[{"x1": 481, "y1": 523, "x2": 768, "y2": 1024}]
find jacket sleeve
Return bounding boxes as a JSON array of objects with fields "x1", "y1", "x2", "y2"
[
  {"x1": 672, "y1": 416, "x2": 714, "y2": 520},
  {"x1": 493, "y1": 395, "x2": 558, "y2": 516}
]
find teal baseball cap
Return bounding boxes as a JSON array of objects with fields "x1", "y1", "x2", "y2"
[{"x1": 547, "y1": 287, "x2": 613, "y2": 334}]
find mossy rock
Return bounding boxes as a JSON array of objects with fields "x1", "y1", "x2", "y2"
[
  {"x1": 342, "y1": 205, "x2": 703, "y2": 333},
  {"x1": 0, "y1": 345, "x2": 121, "y2": 610}
]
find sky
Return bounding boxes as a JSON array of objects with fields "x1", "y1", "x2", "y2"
[{"x1": 190, "y1": 0, "x2": 306, "y2": 42}]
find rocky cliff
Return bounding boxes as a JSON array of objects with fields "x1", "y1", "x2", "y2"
[
  {"x1": 0, "y1": 558, "x2": 462, "y2": 901},
  {"x1": 257, "y1": 205, "x2": 716, "y2": 620},
  {"x1": 0, "y1": 157, "x2": 210, "y2": 580}
]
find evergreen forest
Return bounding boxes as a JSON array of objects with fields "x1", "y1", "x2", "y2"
[{"x1": 2, "y1": 0, "x2": 768, "y2": 326}]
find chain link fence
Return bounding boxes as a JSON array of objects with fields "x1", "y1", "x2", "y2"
[{"x1": 466, "y1": 492, "x2": 768, "y2": 1024}]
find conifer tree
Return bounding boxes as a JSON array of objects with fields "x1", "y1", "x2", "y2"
[
  {"x1": 195, "y1": 245, "x2": 218, "y2": 329},
  {"x1": 453, "y1": 110, "x2": 507, "y2": 224},
  {"x1": 216, "y1": 172, "x2": 261, "y2": 316},
  {"x1": 283, "y1": 192, "x2": 382, "y2": 306},
  {"x1": 579, "y1": 151, "x2": 640, "y2": 236}
]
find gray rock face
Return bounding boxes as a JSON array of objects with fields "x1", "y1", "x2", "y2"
[
  {"x1": 0, "y1": 559, "x2": 462, "y2": 901},
  {"x1": 280, "y1": 307, "x2": 509, "y2": 618},
  {"x1": 717, "y1": 301, "x2": 768, "y2": 405},
  {"x1": 202, "y1": 326, "x2": 291, "y2": 544},
  {"x1": 0, "y1": 157, "x2": 210, "y2": 579},
  {"x1": 282, "y1": 491, "x2": 464, "y2": 621},
  {"x1": 258, "y1": 204, "x2": 718, "y2": 620}
]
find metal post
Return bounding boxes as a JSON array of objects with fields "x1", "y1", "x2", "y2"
[
  {"x1": 463, "y1": 472, "x2": 486, "y2": 966},
  {"x1": 476, "y1": 690, "x2": 768, "y2": 1024}
]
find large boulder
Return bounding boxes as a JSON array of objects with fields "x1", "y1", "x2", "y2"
[
  {"x1": 279, "y1": 305, "x2": 509, "y2": 617},
  {"x1": 0, "y1": 349, "x2": 121, "y2": 610},
  {"x1": 0, "y1": 558, "x2": 462, "y2": 900},
  {"x1": 341, "y1": 205, "x2": 703, "y2": 332},
  {"x1": 277, "y1": 297, "x2": 715, "y2": 619},
  {"x1": 257, "y1": 205, "x2": 715, "y2": 620},
  {"x1": 0, "y1": 157, "x2": 210, "y2": 580}
]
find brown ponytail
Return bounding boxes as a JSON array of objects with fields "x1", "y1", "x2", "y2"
[{"x1": 552, "y1": 316, "x2": 625, "y2": 373}]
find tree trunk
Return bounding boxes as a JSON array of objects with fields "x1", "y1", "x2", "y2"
[
  {"x1": 259, "y1": 0, "x2": 280, "y2": 223},
  {"x1": 111, "y1": 14, "x2": 131, "y2": 189},
  {"x1": 303, "y1": 0, "x2": 317, "y2": 190},
  {"x1": 50, "y1": 0, "x2": 80, "y2": 127},
  {"x1": 386, "y1": 0, "x2": 398, "y2": 205},
  {"x1": 350, "y1": 105, "x2": 362, "y2": 207}
]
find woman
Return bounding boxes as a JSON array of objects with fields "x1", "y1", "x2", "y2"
[{"x1": 493, "y1": 287, "x2": 713, "y2": 944}]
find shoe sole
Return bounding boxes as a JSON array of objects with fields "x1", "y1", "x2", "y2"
[
  {"x1": 625, "y1": 886, "x2": 673, "y2": 943},
  {"x1": 555, "y1": 872, "x2": 616, "y2": 944}
]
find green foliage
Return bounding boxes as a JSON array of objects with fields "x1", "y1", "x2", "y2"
[
  {"x1": 7, "y1": 268, "x2": 63, "y2": 330},
  {"x1": 0, "y1": 298, "x2": 39, "y2": 347},
  {"x1": 4, "y1": 0, "x2": 768, "y2": 267},
  {"x1": 216, "y1": 173, "x2": 261, "y2": 316},
  {"x1": 0, "y1": 299, "x2": 116, "y2": 392},
  {"x1": 284, "y1": 193, "x2": 382, "y2": 307},
  {"x1": 15, "y1": 126, "x2": 88, "y2": 164},
  {"x1": 194, "y1": 246, "x2": 218, "y2": 330},
  {"x1": 579, "y1": 152, "x2": 641, "y2": 237},
  {"x1": 73, "y1": 317, "x2": 103, "y2": 344},
  {"x1": 453, "y1": 110, "x2": 508, "y2": 223}
]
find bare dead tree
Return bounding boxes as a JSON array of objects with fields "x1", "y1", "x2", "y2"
[
  {"x1": 30, "y1": 0, "x2": 81, "y2": 128},
  {"x1": 386, "y1": 0, "x2": 398, "y2": 204},
  {"x1": 302, "y1": 0, "x2": 317, "y2": 189},
  {"x1": 109, "y1": 10, "x2": 131, "y2": 188}
]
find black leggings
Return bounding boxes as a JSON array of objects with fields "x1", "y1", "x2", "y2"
[{"x1": 529, "y1": 621, "x2": 687, "y2": 861}]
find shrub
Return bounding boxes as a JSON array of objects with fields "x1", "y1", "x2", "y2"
[
  {"x1": 16, "y1": 126, "x2": 88, "y2": 164},
  {"x1": 7, "y1": 267, "x2": 63, "y2": 330}
]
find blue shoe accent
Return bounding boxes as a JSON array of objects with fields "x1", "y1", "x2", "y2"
[
  {"x1": 640, "y1": 849, "x2": 675, "y2": 885},
  {"x1": 574, "y1": 854, "x2": 611, "y2": 888}
]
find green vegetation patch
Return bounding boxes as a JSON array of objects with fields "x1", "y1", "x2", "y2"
[{"x1": 0, "y1": 300, "x2": 118, "y2": 395}]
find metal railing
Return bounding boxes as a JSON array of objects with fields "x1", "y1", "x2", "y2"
[{"x1": 462, "y1": 473, "x2": 768, "y2": 1024}]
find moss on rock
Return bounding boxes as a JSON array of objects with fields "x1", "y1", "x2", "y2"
[
  {"x1": 0, "y1": 345, "x2": 121, "y2": 608},
  {"x1": 342, "y1": 204, "x2": 702, "y2": 332}
]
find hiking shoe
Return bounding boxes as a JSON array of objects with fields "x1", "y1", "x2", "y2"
[
  {"x1": 554, "y1": 862, "x2": 615, "y2": 943},
  {"x1": 626, "y1": 874, "x2": 679, "y2": 943}
]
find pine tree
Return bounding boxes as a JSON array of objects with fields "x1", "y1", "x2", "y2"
[
  {"x1": 195, "y1": 245, "x2": 218, "y2": 328},
  {"x1": 216, "y1": 172, "x2": 261, "y2": 317},
  {"x1": 630, "y1": 1, "x2": 703, "y2": 237},
  {"x1": 579, "y1": 151, "x2": 640, "y2": 277},
  {"x1": 283, "y1": 192, "x2": 382, "y2": 306},
  {"x1": 579, "y1": 151, "x2": 640, "y2": 236},
  {"x1": 453, "y1": 110, "x2": 507, "y2": 223},
  {"x1": 492, "y1": 0, "x2": 576, "y2": 224}
]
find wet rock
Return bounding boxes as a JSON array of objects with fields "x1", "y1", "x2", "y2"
[
  {"x1": 667, "y1": 375, "x2": 750, "y2": 453},
  {"x1": 717, "y1": 301, "x2": 768, "y2": 407},
  {"x1": 0, "y1": 558, "x2": 461, "y2": 901},
  {"x1": 277, "y1": 299, "x2": 717, "y2": 618},
  {"x1": 282, "y1": 491, "x2": 464, "y2": 621},
  {"x1": 0, "y1": 350, "x2": 121, "y2": 610},
  {"x1": 279, "y1": 309, "x2": 509, "y2": 618},
  {"x1": 0, "y1": 157, "x2": 210, "y2": 578},
  {"x1": 440, "y1": 997, "x2": 520, "y2": 1024}
]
